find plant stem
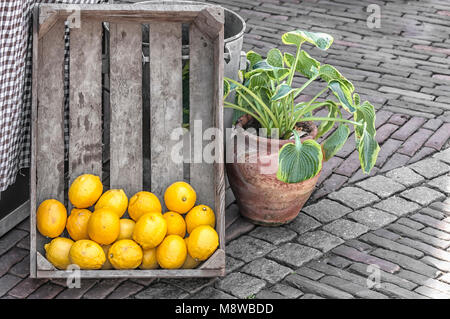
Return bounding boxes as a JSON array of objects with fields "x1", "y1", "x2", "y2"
[{"x1": 287, "y1": 43, "x2": 302, "y2": 86}]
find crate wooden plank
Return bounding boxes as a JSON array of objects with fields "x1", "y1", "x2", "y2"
[
  {"x1": 149, "y1": 22, "x2": 183, "y2": 201},
  {"x1": 69, "y1": 19, "x2": 103, "y2": 185},
  {"x1": 109, "y1": 22, "x2": 143, "y2": 197}
]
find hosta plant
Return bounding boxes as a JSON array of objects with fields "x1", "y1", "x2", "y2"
[{"x1": 224, "y1": 30, "x2": 380, "y2": 184}]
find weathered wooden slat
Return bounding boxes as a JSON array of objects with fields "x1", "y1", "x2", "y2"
[
  {"x1": 69, "y1": 19, "x2": 103, "y2": 185},
  {"x1": 188, "y1": 24, "x2": 216, "y2": 212},
  {"x1": 109, "y1": 22, "x2": 143, "y2": 197},
  {"x1": 149, "y1": 22, "x2": 183, "y2": 201}
]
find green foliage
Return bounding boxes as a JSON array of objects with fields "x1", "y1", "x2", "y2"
[{"x1": 224, "y1": 29, "x2": 380, "y2": 183}]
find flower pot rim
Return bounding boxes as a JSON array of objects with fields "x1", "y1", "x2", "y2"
[{"x1": 232, "y1": 114, "x2": 318, "y2": 145}]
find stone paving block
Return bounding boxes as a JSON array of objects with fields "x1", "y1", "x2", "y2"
[
  {"x1": 430, "y1": 201, "x2": 450, "y2": 214},
  {"x1": 425, "y1": 123, "x2": 450, "y2": 150},
  {"x1": 270, "y1": 283, "x2": 304, "y2": 299},
  {"x1": 312, "y1": 173, "x2": 348, "y2": 200},
  {"x1": 319, "y1": 275, "x2": 387, "y2": 298},
  {"x1": 414, "y1": 285, "x2": 450, "y2": 299},
  {"x1": 380, "y1": 153, "x2": 411, "y2": 172},
  {"x1": 372, "y1": 228, "x2": 402, "y2": 241},
  {"x1": 408, "y1": 158, "x2": 450, "y2": 179},
  {"x1": 164, "y1": 278, "x2": 216, "y2": 295},
  {"x1": 0, "y1": 230, "x2": 28, "y2": 256},
  {"x1": 9, "y1": 257, "x2": 30, "y2": 278},
  {"x1": 302, "y1": 199, "x2": 352, "y2": 223},
  {"x1": 295, "y1": 267, "x2": 325, "y2": 281},
  {"x1": 27, "y1": 282, "x2": 65, "y2": 299},
  {"x1": 297, "y1": 230, "x2": 344, "y2": 252},
  {"x1": 268, "y1": 243, "x2": 322, "y2": 268},
  {"x1": 421, "y1": 256, "x2": 450, "y2": 272},
  {"x1": 215, "y1": 272, "x2": 266, "y2": 299},
  {"x1": 248, "y1": 226, "x2": 297, "y2": 245},
  {"x1": 0, "y1": 274, "x2": 22, "y2": 298},
  {"x1": 391, "y1": 116, "x2": 427, "y2": 141},
  {"x1": 348, "y1": 208, "x2": 397, "y2": 230},
  {"x1": 422, "y1": 227, "x2": 450, "y2": 241},
  {"x1": 325, "y1": 255, "x2": 352, "y2": 269},
  {"x1": 387, "y1": 223, "x2": 450, "y2": 249},
  {"x1": 410, "y1": 213, "x2": 450, "y2": 232},
  {"x1": 285, "y1": 213, "x2": 321, "y2": 235},
  {"x1": 398, "y1": 128, "x2": 434, "y2": 156},
  {"x1": 400, "y1": 186, "x2": 446, "y2": 206},
  {"x1": 284, "y1": 274, "x2": 353, "y2": 299},
  {"x1": 107, "y1": 282, "x2": 144, "y2": 299},
  {"x1": 255, "y1": 290, "x2": 285, "y2": 299},
  {"x1": 356, "y1": 175, "x2": 406, "y2": 198},
  {"x1": 389, "y1": 113, "x2": 410, "y2": 126},
  {"x1": 322, "y1": 219, "x2": 369, "y2": 240},
  {"x1": 300, "y1": 293, "x2": 324, "y2": 299},
  {"x1": 371, "y1": 248, "x2": 440, "y2": 278},
  {"x1": 317, "y1": 156, "x2": 344, "y2": 185},
  {"x1": 375, "y1": 139, "x2": 403, "y2": 167},
  {"x1": 344, "y1": 239, "x2": 373, "y2": 252},
  {"x1": 360, "y1": 233, "x2": 424, "y2": 259},
  {"x1": 418, "y1": 207, "x2": 447, "y2": 220},
  {"x1": 328, "y1": 186, "x2": 379, "y2": 210},
  {"x1": 225, "y1": 217, "x2": 255, "y2": 243},
  {"x1": 189, "y1": 286, "x2": 235, "y2": 299},
  {"x1": 16, "y1": 236, "x2": 30, "y2": 251},
  {"x1": 225, "y1": 256, "x2": 245, "y2": 274},
  {"x1": 83, "y1": 279, "x2": 126, "y2": 299},
  {"x1": 241, "y1": 258, "x2": 293, "y2": 284},
  {"x1": 334, "y1": 151, "x2": 361, "y2": 177},
  {"x1": 433, "y1": 148, "x2": 450, "y2": 164},
  {"x1": 55, "y1": 279, "x2": 98, "y2": 299},
  {"x1": 374, "y1": 196, "x2": 421, "y2": 216},
  {"x1": 348, "y1": 262, "x2": 417, "y2": 290},
  {"x1": 423, "y1": 118, "x2": 443, "y2": 130},
  {"x1": 398, "y1": 237, "x2": 450, "y2": 262},
  {"x1": 332, "y1": 245, "x2": 400, "y2": 274},
  {"x1": 225, "y1": 204, "x2": 240, "y2": 229},
  {"x1": 135, "y1": 282, "x2": 189, "y2": 299},
  {"x1": 375, "y1": 282, "x2": 429, "y2": 299},
  {"x1": 308, "y1": 260, "x2": 367, "y2": 286},
  {"x1": 7, "y1": 278, "x2": 47, "y2": 299},
  {"x1": 226, "y1": 235, "x2": 275, "y2": 263},
  {"x1": 409, "y1": 146, "x2": 436, "y2": 164},
  {"x1": 428, "y1": 174, "x2": 450, "y2": 194},
  {"x1": 375, "y1": 123, "x2": 399, "y2": 144},
  {"x1": 0, "y1": 247, "x2": 28, "y2": 277}
]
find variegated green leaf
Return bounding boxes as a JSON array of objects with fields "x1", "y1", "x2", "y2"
[
  {"x1": 353, "y1": 93, "x2": 360, "y2": 107},
  {"x1": 224, "y1": 79, "x2": 231, "y2": 99},
  {"x1": 322, "y1": 124, "x2": 350, "y2": 161},
  {"x1": 355, "y1": 101, "x2": 376, "y2": 137},
  {"x1": 267, "y1": 48, "x2": 284, "y2": 68},
  {"x1": 284, "y1": 51, "x2": 320, "y2": 79},
  {"x1": 277, "y1": 131, "x2": 323, "y2": 183},
  {"x1": 358, "y1": 126, "x2": 380, "y2": 174},
  {"x1": 319, "y1": 64, "x2": 355, "y2": 91},
  {"x1": 246, "y1": 60, "x2": 290, "y2": 81},
  {"x1": 282, "y1": 30, "x2": 334, "y2": 50},
  {"x1": 247, "y1": 50, "x2": 262, "y2": 69},
  {"x1": 328, "y1": 80, "x2": 356, "y2": 113},
  {"x1": 248, "y1": 73, "x2": 268, "y2": 90},
  {"x1": 272, "y1": 83, "x2": 294, "y2": 101}
]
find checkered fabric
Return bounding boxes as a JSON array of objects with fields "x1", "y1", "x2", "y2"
[{"x1": 0, "y1": 0, "x2": 103, "y2": 192}]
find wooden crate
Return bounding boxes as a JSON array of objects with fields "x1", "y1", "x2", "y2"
[{"x1": 30, "y1": 3, "x2": 225, "y2": 278}]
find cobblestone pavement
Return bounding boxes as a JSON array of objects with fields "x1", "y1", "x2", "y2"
[{"x1": 1, "y1": 0, "x2": 450, "y2": 299}]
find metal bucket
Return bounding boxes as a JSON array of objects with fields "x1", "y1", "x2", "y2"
[{"x1": 137, "y1": 0, "x2": 246, "y2": 129}]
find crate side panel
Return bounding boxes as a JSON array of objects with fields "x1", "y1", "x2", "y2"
[
  {"x1": 34, "y1": 20, "x2": 66, "y2": 262},
  {"x1": 149, "y1": 22, "x2": 183, "y2": 202},
  {"x1": 69, "y1": 19, "x2": 103, "y2": 186},
  {"x1": 188, "y1": 25, "x2": 216, "y2": 212},
  {"x1": 110, "y1": 22, "x2": 143, "y2": 197}
]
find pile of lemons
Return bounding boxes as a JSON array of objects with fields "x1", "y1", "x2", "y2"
[{"x1": 36, "y1": 174, "x2": 219, "y2": 270}]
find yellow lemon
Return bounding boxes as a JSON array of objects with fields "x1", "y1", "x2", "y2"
[
  {"x1": 132, "y1": 212, "x2": 167, "y2": 249},
  {"x1": 66, "y1": 208, "x2": 92, "y2": 241},
  {"x1": 108, "y1": 239, "x2": 143, "y2": 270},
  {"x1": 156, "y1": 235, "x2": 187, "y2": 269},
  {"x1": 128, "y1": 191, "x2": 162, "y2": 221},
  {"x1": 44, "y1": 237, "x2": 74, "y2": 270},
  {"x1": 68, "y1": 174, "x2": 103, "y2": 209},
  {"x1": 117, "y1": 218, "x2": 135, "y2": 240},
  {"x1": 185, "y1": 205, "x2": 215, "y2": 234},
  {"x1": 87, "y1": 208, "x2": 120, "y2": 245},
  {"x1": 163, "y1": 211, "x2": 186, "y2": 238},
  {"x1": 181, "y1": 237, "x2": 200, "y2": 269},
  {"x1": 95, "y1": 189, "x2": 128, "y2": 218},
  {"x1": 69, "y1": 239, "x2": 106, "y2": 269},
  {"x1": 187, "y1": 225, "x2": 219, "y2": 261},
  {"x1": 36, "y1": 199, "x2": 67, "y2": 238},
  {"x1": 140, "y1": 248, "x2": 159, "y2": 270},
  {"x1": 164, "y1": 181, "x2": 196, "y2": 214},
  {"x1": 101, "y1": 244, "x2": 113, "y2": 270}
]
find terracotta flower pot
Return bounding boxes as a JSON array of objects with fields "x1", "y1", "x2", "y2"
[{"x1": 226, "y1": 115, "x2": 320, "y2": 226}]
